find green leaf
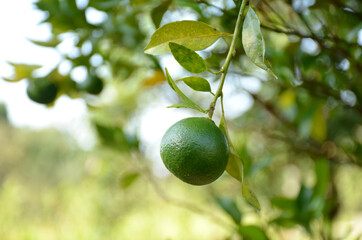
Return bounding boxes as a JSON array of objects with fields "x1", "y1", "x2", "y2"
[
  {"x1": 218, "y1": 114, "x2": 227, "y2": 135},
  {"x1": 94, "y1": 122, "x2": 138, "y2": 151},
  {"x1": 219, "y1": 115, "x2": 243, "y2": 181},
  {"x1": 311, "y1": 106, "x2": 327, "y2": 142},
  {"x1": 267, "y1": 1, "x2": 310, "y2": 35},
  {"x1": 167, "y1": 103, "x2": 205, "y2": 111},
  {"x1": 295, "y1": 185, "x2": 316, "y2": 233},
  {"x1": 314, "y1": 158, "x2": 330, "y2": 196},
  {"x1": 119, "y1": 172, "x2": 140, "y2": 189},
  {"x1": 145, "y1": 20, "x2": 233, "y2": 55},
  {"x1": 174, "y1": 0, "x2": 203, "y2": 15},
  {"x1": 264, "y1": 60, "x2": 278, "y2": 79},
  {"x1": 242, "y1": 181, "x2": 261, "y2": 211},
  {"x1": 151, "y1": 0, "x2": 172, "y2": 28},
  {"x1": 165, "y1": 68, "x2": 207, "y2": 113},
  {"x1": 214, "y1": 197, "x2": 242, "y2": 224},
  {"x1": 296, "y1": 185, "x2": 313, "y2": 210},
  {"x1": 4, "y1": 63, "x2": 42, "y2": 82},
  {"x1": 242, "y1": 7, "x2": 277, "y2": 79},
  {"x1": 88, "y1": 0, "x2": 119, "y2": 11},
  {"x1": 270, "y1": 216, "x2": 297, "y2": 228},
  {"x1": 271, "y1": 197, "x2": 296, "y2": 210},
  {"x1": 169, "y1": 42, "x2": 207, "y2": 73},
  {"x1": 238, "y1": 225, "x2": 269, "y2": 240},
  {"x1": 242, "y1": 7, "x2": 264, "y2": 68},
  {"x1": 219, "y1": 114, "x2": 260, "y2": 211},
  {"x1": 29, "y1": 37, "x2": 61, "y2": 48},
  {"x1": 176, "y1": 76, "x2": 211, "y2": 92},
  {"x1": 226, "y1": 149, "x2": 244, "y2": 182}
]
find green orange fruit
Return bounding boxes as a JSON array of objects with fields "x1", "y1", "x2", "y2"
[
  {"x1": 160, "y1": 117, "x2": 229, "y2": 185},
  {"x1": 77, "y1": 75, "x2": 104, "y2": 95},
  {"x1": 27, "y1": 78, "x2": 58, "y2": 104}
]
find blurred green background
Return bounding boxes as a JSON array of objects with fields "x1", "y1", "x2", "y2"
[{"x1": 0, "y1": 0, "x2": 362, "y2": 239}]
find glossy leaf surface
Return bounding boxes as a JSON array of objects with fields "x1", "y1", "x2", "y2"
[
  {"x1": 169, "y1": 42, "x2": 207, "y2": 73},
  {"x1": 176, "y1": 76, "x2": 211, "y2": 92},
  {"x1": 145, "y1": 21, "x2": 232, "y2": 55}
]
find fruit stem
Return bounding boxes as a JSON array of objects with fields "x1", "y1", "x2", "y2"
[{"x1": 208, "y1": 0, "x2": 248, "y2": 119}]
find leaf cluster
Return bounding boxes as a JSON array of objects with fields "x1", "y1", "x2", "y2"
[{"x1": 1, "y1": 0, "x2": 361, "y2": 238}]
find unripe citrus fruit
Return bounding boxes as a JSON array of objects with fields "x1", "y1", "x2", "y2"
[
  {"x1": 160, "y1": 117, "x2": 229, "y2": 185},
  {"x1": 27, "y1": 78, "x2": 58, "y2": 104},
  {"x1": 77, "y1": 75, "x2": 104, "y2": 95}
]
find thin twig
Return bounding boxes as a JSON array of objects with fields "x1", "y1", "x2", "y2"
[
  {"x1": 247, "y1": 92, "x2": 362, "y2": 167},
  {"x1": 260, "y1": 24, "x2": 361, "y2": 48},
  {"x1": 208, "y1": 0, "x2": 248, "y2": 118},
  {"x1": 194, "y1": 0, "x2": 237, "y2": 17},
  {"x1": 260, "y1": 0, "x2": 292, "y2": 29}
]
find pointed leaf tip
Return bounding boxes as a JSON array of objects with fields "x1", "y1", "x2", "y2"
[
  {"x1": 165, "y1": 68, "x2": 206, "y2": 113},
  {"x1": 151, "y1": 0, "x2": 172, "y2": 28},
  {"x1": 242, "y1": 7, "x2": 277, "y2": 79},
  {"x1": 242, "y1": 181, "x2": 261, "y2": 211},
  {"x1": 169, "y1": 42, "x2": 207, "y2": 73},
  {"x1": 176, "y1": 76, "x2": 211, "y2": 92}
]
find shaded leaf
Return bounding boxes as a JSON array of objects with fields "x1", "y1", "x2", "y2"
[
  {"x1": 145, "y1": 20, "x2": 232, "y2": 55},
  {"x1": 226, "y1": 149, "x2": 244, "y2": 182},
  {"x1": 295, "y1": 185, "x2": 316, "y2": 233},
  {"x1": 174, "y1": 0, "x2": 203, "y2": 15},
  {"x1": 94, "y1": 123, "x2": 138, "y2": 151},
  {"x1": 29, "y1": 37, "x2": 61, "y2": 48},
  {"x1": 311, "y1": 106, "x2": 327, "y2": 142},
  {"x1": 264, "y1": 59, "x2": 277, "y2": 79},
  {"x1": 271, "y1": 197, "x2": 296, "y2": 210},
  {"x1": 270, "y1": 217, "x2": 296, "y2": 228},
  {"x1": 165, "y1": 68, "x2": 207, "y2": 113},
  {"x1": 88, "y1": 0, "x2": 119, "y2": 11},
  {"x1": 176, "y1": 76, "x2": 211, "y2": 92},
  {"x1": 296, "y1": 185, "x2": 313, "y2": 210},
  {"x1": 169, "y1": 42, "x2": 207, "y2": 73},
  {"x1": 242, "y1": 181, "x2": 261, "y2": 211},
  {"x1": 218, "y1": 114, "x2": 227, "y2": 135},
  {"x1": 151, "y1": 0, "x2": 172, "y2": 28},
  {"x1": 219, "y1": 115, "x2": 243, "y2": 181},
  {"x1": 298, "y1": 102, "x2": 319, "y2": 139},
  {"x1": 220, "y1": 115, "x2": 260, "y2": 211},
  {"x1": 314, "y1": 158, "x2": 330, "y2": 196},
  {"x1": 267, "y1": 1, "x2": 310, "y2": 35},
  {"x1": 5, "y1": 63, "x2": 42, "y2": 82},
  {"x1": 238, "y1": 225, "x2": 269, "y2": 240},
  {"x1": 167, "y1": 103, "x2": 204, "y2": 111},
  {"x1": 278, "y1": 89, "x2": 296, "y2": 110},
  {"x1": 242, "y1": 7, "x2": 277, "y2": 79},
  {"x1": 119, "y1": 172, "x2": 140, "y2": 189},
  {"x1": 215, "y1": 197, "x2": 242, "y2": 224}
]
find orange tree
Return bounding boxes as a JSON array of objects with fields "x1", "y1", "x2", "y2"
[{"x1": 3, "y1": 0, "x2": 362, "y2": 239}]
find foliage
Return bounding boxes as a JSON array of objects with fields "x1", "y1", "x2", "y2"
[
  {"x1": 0, "y1": 122, "x2": 232, "y2": 240},
  {"x1": 1, "y1": 0, "x2": 362, "y2": 239}
]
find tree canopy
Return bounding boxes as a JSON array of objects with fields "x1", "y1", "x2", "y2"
[{"x1": 1, "y1": 0, "x2": 362, "y2": 239}]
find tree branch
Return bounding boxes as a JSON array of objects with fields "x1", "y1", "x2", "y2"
[
  {"x1": 248, "y1": 92, "x2": 362, "y2": 167},
  {"x1": 208, "y1": 0, "x2": 248, "y2": 118},
  {"x1": 260, "y1": 24, "x2": 361, "y2": 49}
]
